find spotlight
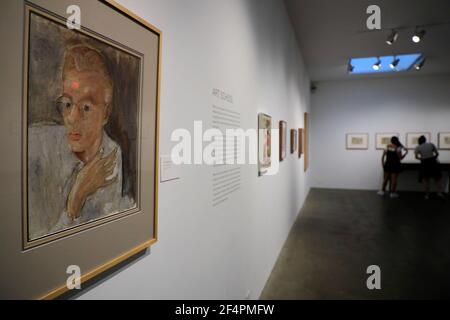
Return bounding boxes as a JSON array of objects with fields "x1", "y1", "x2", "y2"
[
  {"x1": 373, "y1": 58, "x2": 382, "y2": 71},
  {"x1": 389, "y1": 57, "x2": 400, "y2": 70},
  {"x1": 386, "y1": 30, "x2": 398, "y2": 45},
  {"x1": 412, "y1": 29, "x2": 426, "y2": 43},
  {"x1": 414, "y1": 57, "x2": 426, "y2": 70}
]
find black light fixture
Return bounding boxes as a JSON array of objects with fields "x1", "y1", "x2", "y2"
[
  {"x1": 389, "y1": 57, "x2": 400, "y2": 70},
  {"x1": 372, "y1": 58, "x2": 382, "y2": 71},
  {"x1": 386, "y1": 30, "x2": 398, "y2": 45},
  {"x1": 414, "y1": 57, "x2": 426, "y2": 70},
  {"x1": 412, "y1": 28, "x2": 426, "y2": 43},
  {"x1": 347, "y1": 60, "x2": 354, "y2": 73}
]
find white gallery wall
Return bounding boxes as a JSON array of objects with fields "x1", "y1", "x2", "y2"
[
  {"x1": 79, "y1": 0, "x2": 310, "y2": 299},
  {"x1": 311, "y1": 74, "x2": 450, "y2": 191}
]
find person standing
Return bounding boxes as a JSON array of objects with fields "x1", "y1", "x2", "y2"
[
  {"x1": 415, "y1": 136, "x2": 445, "y2": 200},
  {"x1": 378, "y1": 136, "x2": 408, "y2": 199}
]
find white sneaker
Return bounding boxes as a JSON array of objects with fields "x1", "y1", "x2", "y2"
[
  {"x1": 390, "y1": 193, "x2": 400, "y2": 199},
  {"x1": 377, "y1": 191, "x2": 385, "y2": 196}
]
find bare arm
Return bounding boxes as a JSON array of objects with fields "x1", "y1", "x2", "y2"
[
  {"x1": 382, "y1": 150, "x2": 387, "y2": 166},
  {"x1": 433, "y1": 145, "x2": 439, "y2": 159},
  {"x1": 400, "y1": 148, "x2": 408, "y2": 160}
]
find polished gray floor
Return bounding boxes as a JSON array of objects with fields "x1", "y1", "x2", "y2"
[{"x1": 261, "y1": 189, "x2": 450, "y2": 299}]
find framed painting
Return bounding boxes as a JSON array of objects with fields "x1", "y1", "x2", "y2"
[
  {"x1": 290, "y1": 129, "x2": 298, "y2": 154},
  {"x1": 304, "y1": 113, "x2": 309, "y2": 171},
  {"x1": 279, "y1": 121, "x2": 287, "y2": 161},
  {"x1": 298, "y1": 128, "x2": 303, "y2": 158},
  {"x1": 346, "y1": 133, "x2": 369, "y2": 150},
  {"x1": 438, "y1": 133, "x2": 450, "y2": 150},
  {"x1": 406, "y1": 132, "x2": 431, "y2": 150},
  {"x1": 376, "y1": 133, "x2": 399, "y2": 150},
  {"x1": 0, "y1": 0, "x2": 161, "y2": 299},
  {"x1": 258, "y1": 113, "x2": 272, "y2": 176}
]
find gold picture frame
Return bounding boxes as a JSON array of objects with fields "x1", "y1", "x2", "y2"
[
  {"x1": 298, "y1": 128, "x2": 303, "y2": 159},
  {"x1": 304, "y1": 113, "x2": 309, "y2": 171},
  {"x1": 0, "y1": 0, "x2": 161, "y2": 299}
]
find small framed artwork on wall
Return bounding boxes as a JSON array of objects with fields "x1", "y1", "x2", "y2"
[
  {"x1": 304, "y1": 113, "x2": 309, "y2": 171},
  {"x1": 298, "y1": 128, "x2": 303, "y2": 158},
  {"x1": 376, "y1": 133, "x2": 399, "y2": 150},
  {"x1": 279, "y1": 121, "x2": 287, "y2": 161},
  {"x1": 406, "y1": 132, "x2": 431, "y2": 150},
  {"x1": 290, "y1": 129, "x2": 298, "y2": 154},
  {"x1": 438, "y1": 132, "x2": 450, "y2": 150},
  {"x1": 258, "y1": 113, "x2": 272, "y2": 176},
  {"x1": 346, "y1": 133, "x2": 369, "y2": 150}
]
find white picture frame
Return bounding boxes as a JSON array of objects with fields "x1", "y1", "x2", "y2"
[
  {"x1": 376, "y1": 133, "x2": 400, "y2": 150},
  {"x1": 346, "y1": 133, "x2": 369, "y2": 150},
  {"x1": 406, "y1": 132, "x2": 432, "y2": 150},
  {"x1": 438, "y1": 132, "x2": 450, "y2": 150}
]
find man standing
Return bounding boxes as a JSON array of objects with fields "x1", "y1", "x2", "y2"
[{"x1": 415, "y1": 135, "x2": 445, "y2": 200}]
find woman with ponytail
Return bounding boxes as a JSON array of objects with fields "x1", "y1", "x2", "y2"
[{"x1": 378, "y1": 136, "x2": 408, "y2": 199}]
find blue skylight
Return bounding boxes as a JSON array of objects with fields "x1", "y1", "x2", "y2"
[{"x1": 349, "y1": 54, "x2": 423, "y2": 74}]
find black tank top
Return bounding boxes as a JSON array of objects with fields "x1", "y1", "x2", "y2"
[{"x1": 386, "y1": 146, "x2": 400, "y2": 164}]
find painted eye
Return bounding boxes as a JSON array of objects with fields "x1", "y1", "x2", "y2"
[
  {"x1": 83, "y1": 105, "x2": 90, "y2": 112},
  {"x1": 56, "y1": 98, "x2": 72, "y2": 113}
]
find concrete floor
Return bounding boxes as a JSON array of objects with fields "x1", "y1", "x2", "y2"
[{"x1": 261, "y1": 189, "x2": 450, "y2": 299}]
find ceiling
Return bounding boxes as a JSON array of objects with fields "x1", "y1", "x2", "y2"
[{"x1": 284, "y1": 0, "x2": 450, "y2": 82}]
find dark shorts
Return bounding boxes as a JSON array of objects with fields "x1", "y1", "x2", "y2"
[
  {"x1": 384, "y1": 162, "x2": 402, "y2": 174},
  {"x1": 420, "y1": 158, "x2": 442, "y2": 181}
]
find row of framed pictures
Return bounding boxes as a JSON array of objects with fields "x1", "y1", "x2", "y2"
[
  {"x1": 258, "y1": 113, "x2": 309, "y2": 176},
  {"x1": 346, "y1": 132, "x2": 450, "y2": 150}
]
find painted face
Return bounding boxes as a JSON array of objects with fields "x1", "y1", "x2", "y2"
[{"x1": 58, "y1": 70, "x2": 110, "y2": 156}]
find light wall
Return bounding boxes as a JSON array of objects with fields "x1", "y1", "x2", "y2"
[
  {"x1": 78, "y1": 0, "x2": 310, "y2": 299},
  {"x1": 311, "y1": 75, "x2": 450, "y2": 191}
]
